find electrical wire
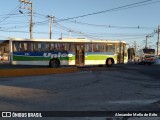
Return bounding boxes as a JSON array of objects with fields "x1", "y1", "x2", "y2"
[
  {"x1": 32, "y1": 14, "x2": 157, "y2": 30},
  {"x1": 0, "y1": 13, "x2": 22, "y2": 19},
  {"x1": 55, "y1": 19, "x2": 155, "y2": 30},
  {"x1": 58, "y1": 0, "x2": 160, "y2": 21},
  {"x1": 0, "y1": 3, "x2": 22, "y2": 23},
  {"x1": 55, "y1": 22, "x2": 148, "y2": 40}
]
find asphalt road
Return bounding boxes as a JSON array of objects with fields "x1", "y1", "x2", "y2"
[{"x1": 0, "y1": 64, "x2": 160, "y2": 120}]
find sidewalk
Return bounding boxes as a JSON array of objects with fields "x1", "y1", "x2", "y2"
[{"x1": 155, "y1": 58, "x2": 160, "y2": 64}]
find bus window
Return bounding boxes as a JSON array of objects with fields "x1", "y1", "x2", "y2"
[
  {"x1": 143, "y1": 49, "x2": 155, "y2": 54},
  {"x1": 33, "y1": 42, "x2": 39, "y2": 52},
  {"x1": 37, "y1": 42, "x2": 50, "y2": 52},
  {"x1": 61, "y1": 43, "x2": 70, "y2": 52},
  {"x1": 85, "y1": 44, "x2": 92, "y2": 52},
  {"x1": 68, "y1": 43, "x2": 74, "y2": 52},
  {"x1": 92, "y1": 44, "x2": 98, "y2": 52},
  {"x1": 37, "y1": 43, "x2": 41, "y2": 51},
  {"x1": 92, "y1": 44, "x2": 105, "y2": 52},
  {"x1": 45, "y1": 43, "x2": 50, "y2": 51},
  {"x1": 27, "y1": 42, "x2": 34, "y2": 52},
  {"x1": 98, "y1": 44, "x2": 105, "y2": 52},
  {"x1": 23, "y1": 42, "x2": 27, "y2": 51},
  {"x1": 13, "y1": 42, "x2": 17, "y2": 52},
  {"x1": 106, "y1": 44, "x2": 115, "y2": 53},
  {"x1": 40, "y1": 42, "x2": 46, "y2": 51}
]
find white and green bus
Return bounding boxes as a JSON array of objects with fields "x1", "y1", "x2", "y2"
[{"x1": 0, "y1": 38, "x2": 128, "y2": 67}]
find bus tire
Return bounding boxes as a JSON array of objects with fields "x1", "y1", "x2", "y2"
[
  {"x1": 49, "y1": 59, "x2": 60, "y2": 68},
  {"x1": 106, "y1": 58, "x2": 113, "y2": 67}
]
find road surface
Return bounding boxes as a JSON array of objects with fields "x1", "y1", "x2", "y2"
[{"x1": 0, "y1": 64, "x2": 160, "y2": 120}]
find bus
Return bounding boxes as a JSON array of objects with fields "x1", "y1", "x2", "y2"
[
  {"x1": 0, "y1": 38, "x2": 128, "y2": 67},
  {"x1": 134, "y1": 48, "x2": 155, "y2": 65}
]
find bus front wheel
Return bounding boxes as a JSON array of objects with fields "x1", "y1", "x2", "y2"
[
  {"x1": 106, "y1": 58, "x2": 113, "y2": 67},
  {"x1": 49, "y1": 59, "x2": 60, "y2": 68}
]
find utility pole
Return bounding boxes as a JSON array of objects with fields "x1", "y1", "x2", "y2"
[
  {"x1": 133, "y1": 41, "x2": 137, "y2": 51},
  {"x1": 157, "y1": 25, "x2": 160, "y2": 56},
  {"x1": 69, "y1": 30, "x2": 72, "y2": 38},
  {"x1": 47, "y1": 15, "x2": 54, "y2": 39},
  {"x1": 60, "y1": 32, "x2": 63, "y2": 39},
  {"x1": 145, "y1": 36, "x2": 148, "y2": 48},
  {"x1": 20, "y1": 0, "x2": 33, "y2": 39},
  {"x1": 145, "y1": 35, "x2": 152, "y2": 49},
  {"x1": 145, "y1": 35, "x2": 149, "y2": 48}
]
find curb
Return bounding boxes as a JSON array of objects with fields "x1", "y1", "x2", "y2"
[{"x1": 0, "y1": 68, "x2": 79, "y2": 77}]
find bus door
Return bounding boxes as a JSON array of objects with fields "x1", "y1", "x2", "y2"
[
  {"x1": 75, "y1": 44, "x2": 85, "y2": 66},
  {"x1": 117, "y1": 42, "x2": 125, "y2": 64}
]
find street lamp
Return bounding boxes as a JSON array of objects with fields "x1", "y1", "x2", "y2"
[
  {"x1": 20, "y1": 0, "x2": 26, "y2": 2},
  {"x1": 19, "y1": 10, "x2": 29, "y2": 22}
]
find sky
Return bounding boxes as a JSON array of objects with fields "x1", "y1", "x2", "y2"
[{"x1": 0, "y1": 0, "x2": 160, "y2": 49}]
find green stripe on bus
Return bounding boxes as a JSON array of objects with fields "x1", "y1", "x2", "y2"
[
  {"x1": 13, "y1": 56, "x2": 75, "y2": 61},
  {"x1": 13, "y1": 55, "x2": 117, "y2": 61},
  {"x1": 86, "y1": 55, "x2": 116, "y2": 60}
]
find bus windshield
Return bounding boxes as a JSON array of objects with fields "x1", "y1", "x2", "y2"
[{"x1": 143, "y1": 49, "x2": 155, "y2": 54}]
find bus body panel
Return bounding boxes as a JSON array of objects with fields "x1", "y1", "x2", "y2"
[{"x1": 12, "y1": 51, "x2": 118, "y2": 66}]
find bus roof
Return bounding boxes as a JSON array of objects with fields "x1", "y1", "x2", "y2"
[
  {"x1": 0, "y1": 40, "x2": 9, "y2": 42},
  {"x1": 9, "y1": 37, "x2": 126, "y2": 44}
]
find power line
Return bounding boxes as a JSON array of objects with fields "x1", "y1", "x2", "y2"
[
  {"x1": 33, "y1": 12, "x2": 156, "y2": 30},
  {"x1": 0, "y1": 13, "x2": 22, "y2": 19},
  {"x1": 58, "y1": 0, "x2": 159, "y2": 21},
  {"x1": 34, "y1": 20, "x2": 49, "y2": 25},
  {"x1": 55, "y1": 23, "x2": 149, "y2": 40},
  {"x1": 56, "y1": 19, "x2": 155, "y2": 30},
  {"x1": 55, "y1": 22, "x2": 155, "y2": 37},
  {"x1": 0, "y1": 25, "x2": 29, "y2": 30},
  {"x1": 0, "y1": 21, "x2": 29, "y2": 25},
  {"x1": 0, "y1": 3, "x2": 22, "y2": 23},
  {"x1": 34, "y1": 12, "x2": 47, "y2": 18}
]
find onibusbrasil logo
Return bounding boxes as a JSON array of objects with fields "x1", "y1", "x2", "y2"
[{"x1": 1, "y1": 112, "x2": 42, "y2": 118}]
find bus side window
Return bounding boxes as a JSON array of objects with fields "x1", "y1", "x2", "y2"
[
  {"x1": 99, "y1": 44, "x2": 105, "y2": 52},
  {"x1": 85, "y1": 44, "x2": 92, "y2": 52},
  {"x1": 92, "y1": 44, "x2": 96, "y2": 52},
  {"x1": 68, "y1": 43, "x2": 74, "y2": 52}
]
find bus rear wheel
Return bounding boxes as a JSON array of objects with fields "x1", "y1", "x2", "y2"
[
  {"x1": 106, "y1": 58, "x2": 113, "y2": 67},
  {"x1": 49, "y1": 59, "x2": 60, "y2": 68}
]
